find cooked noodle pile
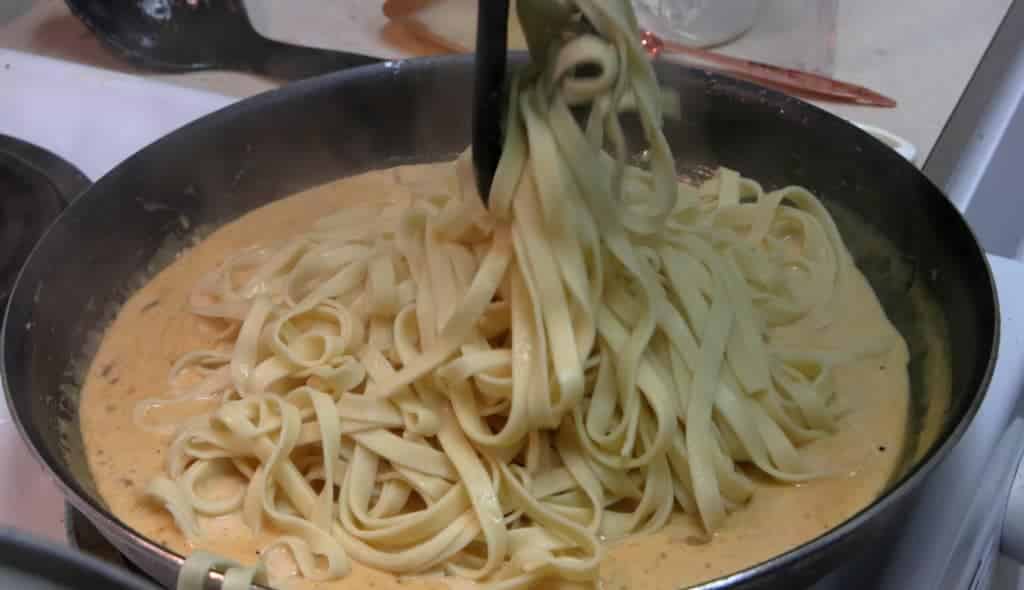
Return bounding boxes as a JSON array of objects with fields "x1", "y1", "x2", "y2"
[{"x1": 143, "y1": 0, "x2": 887, "y2": 587}]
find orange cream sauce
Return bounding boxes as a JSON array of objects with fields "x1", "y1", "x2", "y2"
[{"x1": 81, "y1": 163, "x2": 909, "y2": 590}]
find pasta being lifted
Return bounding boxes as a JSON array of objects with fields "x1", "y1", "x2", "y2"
[{"x1": 119, "y1": 0, "x2": 909, "y2": 588}]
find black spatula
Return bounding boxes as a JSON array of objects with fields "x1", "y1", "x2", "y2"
[
  {"x1": 471, "y1": 0, "x2": 510, "y2": 204},
  {"x1": 65, "y1": 0, "x2": 381, "y2": 81}
]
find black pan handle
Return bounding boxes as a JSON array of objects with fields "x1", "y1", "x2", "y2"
[{"x1": 251, "y1": 39, "x2": 384, "y2": 81}]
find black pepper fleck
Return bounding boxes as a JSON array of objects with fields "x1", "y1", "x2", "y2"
[
  {"x1": 878, "y1": 445, "x2": 887, "y2": 452},
  {"x1": 685, "y1": 535, "x2": 710, "y2": 546}
]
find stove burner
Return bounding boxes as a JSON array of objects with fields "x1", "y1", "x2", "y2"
[{"x1": 0, "y1": 135, "x2": 90, "y2": 304}]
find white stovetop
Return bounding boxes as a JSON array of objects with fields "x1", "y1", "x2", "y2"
[{"x1": 2, "y1": 49, "x2": 1024, "y2": 589}]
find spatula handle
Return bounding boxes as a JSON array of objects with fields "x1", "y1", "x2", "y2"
[{"x1": 471, "y1": 0, "x2": 511, "y2": 203}]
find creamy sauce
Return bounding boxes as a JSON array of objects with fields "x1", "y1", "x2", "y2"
[{"x1": 80, "y1": 164, "x2": 909, "y2": 590}]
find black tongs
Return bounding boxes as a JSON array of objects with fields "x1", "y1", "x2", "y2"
[{"x1": 471, "y1": 0, "x2": 511, "y2": 205}]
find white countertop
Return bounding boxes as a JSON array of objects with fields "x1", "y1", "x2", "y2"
[
  {"x1": 722, "y1": 0, "x2": 1013, "y2": 163},
  {"x1": 0, "y1": 0, "x2": 1013, "y2": 163},
  {"x1": 0, "y1": 393, "x2": 65, "y2": 544}
]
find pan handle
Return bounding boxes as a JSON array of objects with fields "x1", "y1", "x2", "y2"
[{"x1": 251, "y1": 39, "x2": 385, "y2": 81}]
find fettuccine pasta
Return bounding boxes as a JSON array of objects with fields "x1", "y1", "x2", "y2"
[{"x1": 136, "y1": 0, "x2": 902, "y2": 588}]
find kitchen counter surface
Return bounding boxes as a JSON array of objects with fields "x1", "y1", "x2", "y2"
[{"x1": 0, "y1": 0, "x2": 1014, "y2": 163}]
